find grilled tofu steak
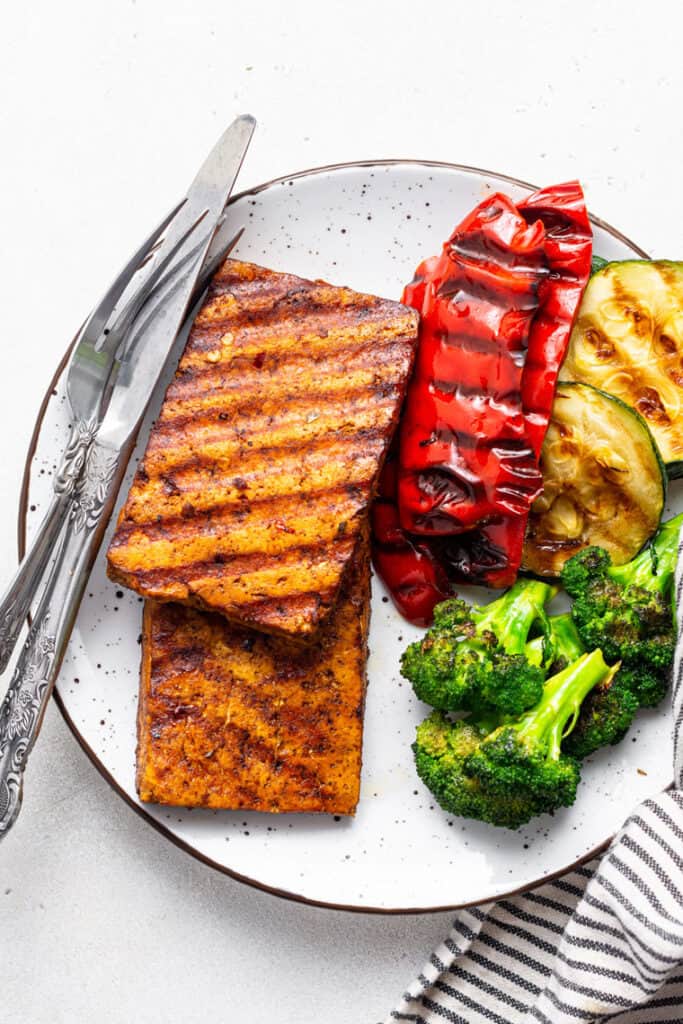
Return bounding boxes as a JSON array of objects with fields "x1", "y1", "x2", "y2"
[
  {"x1": 107, "y1": 258, "x2": 418, "y2": 640},
  {"x1": 137, "y1": 536, "x2": 371, "y2": 814}
]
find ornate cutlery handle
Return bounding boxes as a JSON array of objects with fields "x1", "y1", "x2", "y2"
[
  {"x1": 0, "y1": 438, "x2": 124, "y2": 836},
  {"x1": 0, "y1": 417, "x2": 99, "y2": 674}
]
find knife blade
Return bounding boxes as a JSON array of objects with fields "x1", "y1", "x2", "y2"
[
  {"x1": 100, "y1": 114, "x2": 254, "y2": 446},
  {"x1": 0, "y1": 115, "x2": 255, "y2": 837}
]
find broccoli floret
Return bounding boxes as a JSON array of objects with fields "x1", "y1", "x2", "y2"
[
  {"x1": 561, "y1": 668, "x2": 638, "y2": 759},
  {"x1": 401, "y1": 579, "x2": 555, "y2": 715},
  {"x1": 526, "y1": 613, "x2": 584, "y2": 673},
  {"x1": 554, "y1": 620, "x2": 671, "y2": 760},
  {"x1": 561, "y1": 545, "x2": 611, "y2": 597},
  {"x1": 630, "y1": 665, "x2": 670, "y2": 708},
  {"x1": 561, "y1": 514, "x2": 683, "y2": 670},
  {"x1": 413, "y1": 712, "x2": 533, "y2": 829},
  {"x1": 563, "y1": 661, "x2": 669, "y2": 760},
  {"x1": 464, "y1": 650, "x2": 614, "y2": 823}
]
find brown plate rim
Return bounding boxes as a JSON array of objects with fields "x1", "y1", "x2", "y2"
[{"x1": 19, "y1": 157, "x2": 649, "y2": 915}]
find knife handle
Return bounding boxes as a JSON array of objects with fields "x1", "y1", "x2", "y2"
[
  {"x1": 0, "y1": 437, "x2": 125, "y2": 837},
  {"x1": 0, "y1": 418, "x2": 100, "y2": 674}
]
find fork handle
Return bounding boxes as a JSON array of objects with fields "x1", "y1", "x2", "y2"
[
  {"x1": 0, "y1": 437, "x2": 125, "y2": 837},
  {"x1": 0, "y1": 419, "x2": 97, "y2": 674}
]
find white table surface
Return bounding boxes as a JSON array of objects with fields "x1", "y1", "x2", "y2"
[{"x1": 2, "y1": 2, "x2": 682, "y2": 1021}]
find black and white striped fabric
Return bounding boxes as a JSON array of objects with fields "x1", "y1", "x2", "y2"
[{"x1": 389, "y1": 546, "x2": 683, "y2": 1024}]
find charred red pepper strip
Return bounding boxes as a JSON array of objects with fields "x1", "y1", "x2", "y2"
[
  {"x1": 518, "y1": 181, "x2": 593, "y2": 454},
  {"x1": 446, "y1": 182, "x2": 592, "y2": 588},
  {"x1": 397, "y1": 193, "x2": 547, "y2": 535},
  {"x1": 403, "y1": 254, "x2": 439, "y2": 313},
  {"x1": 371, "y1": 452, "x2": 452, "y2": 625},
  {"x1": 372, "y1": 255, "x2": 454, "y2": 623},
  {"x1": 370, "y1": 258, "x2": 450, "y2": 624}
]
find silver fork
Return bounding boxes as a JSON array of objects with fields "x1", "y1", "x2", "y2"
[{"x1": 0, "y1": 203, "x2": 206, "y2": 673}]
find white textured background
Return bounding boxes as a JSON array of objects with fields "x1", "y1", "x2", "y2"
[{"x1": 1, "y1": 2, "x2": 681, "y2": 1021}]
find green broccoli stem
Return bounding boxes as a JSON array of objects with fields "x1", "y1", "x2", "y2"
[
  {"x1": 524, "y1": 635, "x2": 545, "y2": 668},
  {"x1": 525, "y1": 613, "x2": 584, "y2": 668},
  {"x1": 473, "y1": 579, "x2": 557, "y2": 655},
  {"x1": 609, "y1": 513, "x2": 683, "y2": 593},
  {"x1": 547, "y1": 613, "x2": 585, "y2": 663},
  {"x1": 514, "y1": 650, "x2": 616, "y2": 760}
]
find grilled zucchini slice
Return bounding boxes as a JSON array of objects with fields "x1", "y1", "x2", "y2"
[
  {"x1": 562, "y1": 260, "x2": 683, "y2": 476},
  {"x1": 522, "y1": 382, "x2": 665, "y2": 577}
]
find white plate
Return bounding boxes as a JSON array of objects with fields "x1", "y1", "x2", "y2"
[{"x1": 22, "y1": 161, "x2": 675, "y2": 912}]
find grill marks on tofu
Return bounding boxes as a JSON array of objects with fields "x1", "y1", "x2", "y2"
[
  {"x1": 107, "y1": 259, "x2": 418, "y2": 639},
  {"x1": 136, "y1": 539, "x2": 371, "y2": 814}
]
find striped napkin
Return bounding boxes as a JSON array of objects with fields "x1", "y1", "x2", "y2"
[{"x1": 388, "y1": 544, "x2": 683, "y2": 1024}]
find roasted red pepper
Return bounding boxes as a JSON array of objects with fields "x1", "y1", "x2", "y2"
[
  {"x1": 371, "y1": 451, "x2": 452, "y2": 626},
  {"x1": 371, "y1": 182, "x2": 592, "y2": 622},
  {"x1": 397, "y1": 193, "x2": 547, "y2": 535},
  {"x1": 448, "y1": 182, "x2": 592, "y2": 588}
]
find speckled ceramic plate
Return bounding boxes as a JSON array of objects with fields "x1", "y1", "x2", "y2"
[{"x1": 21, "y1": 161, "x2": 675, "y2": 912}]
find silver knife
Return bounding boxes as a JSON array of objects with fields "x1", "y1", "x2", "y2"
[{"x1": 0, "y1": 114, "x2": 255, "y2": 836}]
